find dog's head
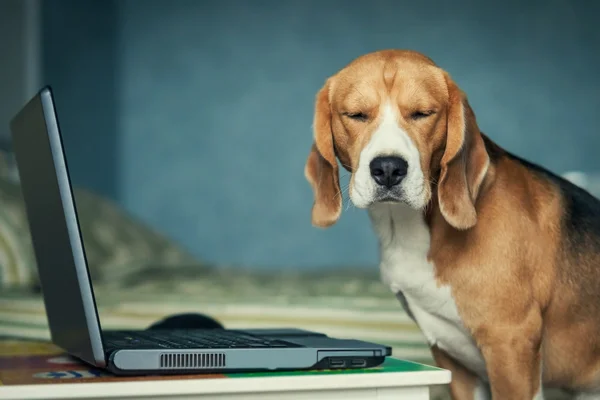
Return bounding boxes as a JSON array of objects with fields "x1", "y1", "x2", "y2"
[{"x1": 304, "y1": 49, "x2": 490, "y2": 230}]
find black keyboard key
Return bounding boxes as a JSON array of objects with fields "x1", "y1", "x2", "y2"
[{"x1": 104, "y1": 329, "x2": 297, "y2": 350}]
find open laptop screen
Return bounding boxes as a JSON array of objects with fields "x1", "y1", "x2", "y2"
[{"x1": 9, "y1": 87, "x2": 106, "y2": 367}]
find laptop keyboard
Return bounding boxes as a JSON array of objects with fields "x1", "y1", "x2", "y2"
[{"x1": 103, "y1": 330, "x2": 299, "y2": 350}]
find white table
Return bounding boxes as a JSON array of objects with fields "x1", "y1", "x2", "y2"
[{"x1": 1, "y1": 357, "x2": 450, "y2": 400}]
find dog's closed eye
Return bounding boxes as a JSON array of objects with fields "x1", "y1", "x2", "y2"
[
  {"x1": 410, "y1": 110, "x2": 436, "y2": 120},
  {"x1": 343, "y1": 112, "x2": 369, "y2": 122}
]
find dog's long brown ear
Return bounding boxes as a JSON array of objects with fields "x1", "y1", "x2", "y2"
[
  {"x1": 438, "y1": 74, "x2": 490, "y2": 230},
  {"x1": 304, "y1": 80, "x2": 341, "y2": 228}
]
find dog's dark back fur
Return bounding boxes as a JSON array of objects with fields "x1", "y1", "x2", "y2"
[{"x1": 482, "y1": 133, "x2": 600, "y2": 315}]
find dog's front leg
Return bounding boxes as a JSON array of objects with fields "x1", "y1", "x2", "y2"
[
  {"x1": 431, "y1": 345, "x2": 490, "y2": 400},
  {"x1": 476, "y1": 312, "x2": 544, "y2": 400}
]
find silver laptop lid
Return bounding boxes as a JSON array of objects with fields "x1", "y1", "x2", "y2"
[{"x1": 10, "y1": 86, "x2": 106, "y2": 367}]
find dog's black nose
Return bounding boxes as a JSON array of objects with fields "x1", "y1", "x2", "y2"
[{"x1": 369, "y1": 156, "x2": 408, "y2": 188}]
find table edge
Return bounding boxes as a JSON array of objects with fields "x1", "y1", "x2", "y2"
[{"x1": 0, "y1": 369, "x2": 451, "y2": 399}]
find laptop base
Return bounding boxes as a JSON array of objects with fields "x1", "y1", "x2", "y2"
[{"x1": 102, "y1": 328, "x2": 390, "y2": 375}]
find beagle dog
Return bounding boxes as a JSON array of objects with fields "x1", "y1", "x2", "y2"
[{"x1": 304, "y1": 49, "x2": 600, "y2": 400}]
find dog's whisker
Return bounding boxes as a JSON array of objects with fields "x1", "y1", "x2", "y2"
[
  {"x1": 344, "y1": 198, "x2": 355, "y2": 212},
  {"x1": 339, "y1": 162, "x2": 353, "y2": 171},
  {"x1": 333, "y1": 183, "x2": 351, "y2": 201}
]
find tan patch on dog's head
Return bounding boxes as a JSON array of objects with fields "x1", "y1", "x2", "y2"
[{"x1": 304, "y1": 49, "x2": 490, "y2": 228}]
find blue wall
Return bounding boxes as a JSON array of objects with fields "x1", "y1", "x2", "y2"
[
  {"x1": 43, "y1": 0, "x2": 600, "y2": 269},
  {"x1": 43, "y1": 0, "x2": 118, "y2": 201}
]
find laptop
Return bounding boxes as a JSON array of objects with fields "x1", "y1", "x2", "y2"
[{"x1": 9, "y1": 86, "x2": 392, "y2": 376}]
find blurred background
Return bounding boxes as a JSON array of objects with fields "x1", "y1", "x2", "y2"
[
  {"x1": 2, "y1": 0, "x2": 599, "y2": 271},
  {"x1": 0, "y1": 1, "x2": 598, "y2": 394}
]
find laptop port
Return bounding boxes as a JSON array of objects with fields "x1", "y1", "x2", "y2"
[
  {"x1": 329, "y1": 358, "x2": 346, "y2": 368},
  {"x1": 350, "y1": 359, "x2": 367, "y2": 368}
]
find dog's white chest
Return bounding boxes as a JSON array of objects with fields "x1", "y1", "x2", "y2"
[{"x1": 369, "y1": 204, "x2": 487, "y2": 378}]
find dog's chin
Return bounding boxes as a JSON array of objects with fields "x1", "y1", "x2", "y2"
[
  {"x1": 371, "y1": 188, "x2": 429, "y2": 210},
  {"x1": 374, "y1": 194, "x2": 403, "y2": 204},
  {"x1": 351, "y1": 192, "x2": 420, "y2": 210},
  {"x1": 350, "y1": 182, "x2": 429, "y2": 210}
]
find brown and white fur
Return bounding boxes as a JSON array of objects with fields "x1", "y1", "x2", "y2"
[{"x1": 304, "y1": 49, "x2": 600, "y2": 400}]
